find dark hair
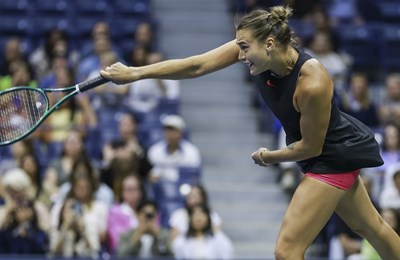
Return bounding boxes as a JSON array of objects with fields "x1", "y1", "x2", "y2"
[
  {"x1": 120, "y1": 174, "x2": 147, "y2": 205},
  {"x1": 66, "y1": 155, "x2": 98, "y2": 200},
  {"x1": 236, "y1": 6, "x2": 294, "y2": 47},
  {"x1": 18, "y1": 153, "x2": 43, "y2": 197},
  {"x1": 381, "y1": 122, "x2": 400, "y2": 151},
  {"x1": 186, "y1": 204, "x2": 213, "y2": 238},
  {"x1": 137, "y1": 200, "x2": 158, "y2": 213},
  {"x1": 185, "y1": 184, "x2": 210, "y2": 209}
]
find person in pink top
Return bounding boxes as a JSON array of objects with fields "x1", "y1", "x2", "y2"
[{"x1": 106, "y1": 174, "x2": 146, "y2": 253}]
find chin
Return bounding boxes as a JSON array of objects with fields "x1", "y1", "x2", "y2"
[{"x1": 249, "y1": 69, "x2": 262, "y2": 76}]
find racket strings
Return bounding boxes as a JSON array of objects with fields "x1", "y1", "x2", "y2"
[{"x1": 0, "y1": 89, "x2": 47, "y2": 143}]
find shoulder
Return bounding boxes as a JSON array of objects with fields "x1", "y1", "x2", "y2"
[
  {"x1": 296, "y1": 59, "x2": 334, "y2": 97},
  {"x1": 181, "y1": 140, "x2": 200, "y2": 152}
]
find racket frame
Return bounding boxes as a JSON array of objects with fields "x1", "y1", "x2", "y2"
[{"x1": 0, "y1": 75, "x2": 108, "y2": 146}]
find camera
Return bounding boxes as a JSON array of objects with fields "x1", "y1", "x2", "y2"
[
  {"x1": 144, "y1": 212, "x2": 154, "y2": 220},
  {"x1": 71, "y1": 201, "x2": 83, "y2": 215}
]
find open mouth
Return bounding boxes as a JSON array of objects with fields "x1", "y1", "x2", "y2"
[{"x1": 245, "y1": 62, "x2": 253, "y2": 69}]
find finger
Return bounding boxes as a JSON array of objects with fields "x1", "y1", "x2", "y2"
[{"x1": 100, "y1": 70, "x2": 110, "y2": 78}]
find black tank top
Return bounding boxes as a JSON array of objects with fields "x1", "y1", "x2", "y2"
[{"x1": 257, "y1": 47, "x2": 383, "y2": 173}]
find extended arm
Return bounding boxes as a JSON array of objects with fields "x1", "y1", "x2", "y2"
[{"x1": 100, "y1": 40, "x2": 239, "y2": 84}]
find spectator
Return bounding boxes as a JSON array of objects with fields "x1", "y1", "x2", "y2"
[
  {"x1": 379, "y1": 170, "x2": 400, "y2": 209},
  {"x1": 118, "y1": 200, "x2": 172, "y2": 257},
  {"x1": 0, "y1": 168, "x2": 50, "y2": 233},
  {"x1": 306, "y1": 30, "x2": 350, "y2": 93},
  {"x1": 39, "y1": 68, "x2": 97, "y2": 142},
  {"x1": 77, "y1": 34, "x2": 113, "y2": 82},
  {"x1": 0, "y1": 60, "x2": 37, "y2": 90},
  {"x1": 88, "y1": 51, "x2": 129, "y2": 113},
  {"x1": 49, "y1": 198, "x2": 99, "y2": 258},
  {"x1": 169, "y1": 184, "x2": 222, "y2": 239},
  {"x1": 124, "y1": 52, "x2": 180, "y2": 122},
  {"x1": 106, "y1": 174, "x2": 146, "y2": 253},
  {"x1": 134, "y1": 22, "x2": 157, "y2": 52},
  {"x1": 325, "y1": 0, "x2": 364, "y2": 27},
  {"x1": 43, "y1": 130, "x2": 88, "y2": 201},
  {"x1": 127, "y1": 44, "x2": 149, "y2": 67},
  {"x1": 0, "y1": 37, "x2": 32, "y2": 78},
  {"x1": 172, "y1": 204, "x2": 234, "y2": 260},
  {"x1": 29, "y1": 29, "x2": 79, "y2": 80},
  {"x1": 38, "y1": 55, "x2": 69, "y2": 89},
  {"x1": 101, "y1": 112, "x2": 153, "y2": 197},
  {"x1": 370, "y1": 122, "x2": 400, "y2": 198},
  {"x1": 0, "y1": 199, "x2": 48, "y2": 255},
  {"x1": 147, "y1": 115, "x2": 201, "y2": 183},
  {"x1": 338, "y1": 72, "x2": 380, "y2": 128},
  {"x1": 56, "y1": 154, "x2": 114, "y2": 207},
  {"x1": 50, "y1": 162, "x2": 109, "y2": 258},
  {"x1": 18, "y1": 153, "x2": 52, "y2": 209},
  {"x1": 0, "y1": 139, "x2": 35, "y2": 176},
  {"x1": 378, "y1": 73, "x2": 400, "y2": 125}
]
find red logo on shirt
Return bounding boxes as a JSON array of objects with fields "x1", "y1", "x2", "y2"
[{"x1": 266, "y1": 80, "x2": 276, "y2": 88}]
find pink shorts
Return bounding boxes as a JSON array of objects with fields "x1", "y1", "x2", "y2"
[{"x1": 305, "y1": 169, "x2": 361, "y2": 190}]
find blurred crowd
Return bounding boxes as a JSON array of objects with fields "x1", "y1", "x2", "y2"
[
  {"x1": 0, "y1": 0, "x2": 399, "y2": 259},
  {"x1": 0, "y1": 1, "x2": 236, "y2": 259}
]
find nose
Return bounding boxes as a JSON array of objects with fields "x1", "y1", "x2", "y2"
[{"x1": 238, "y1": 50, "x2": 245, "y2": 61}]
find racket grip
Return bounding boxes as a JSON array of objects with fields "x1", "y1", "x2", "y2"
[{"x1": 77, "y1": 75, "x2": 109, "y2": 92}]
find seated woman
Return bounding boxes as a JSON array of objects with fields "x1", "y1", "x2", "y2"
[
  {"x1": 49, "y1": 157, "x2": 109, "y2": 258},
  {"x1": 172, "y1": 204, "x2": 234, "y2": 260},
  {"x1": 0, "y1": 199, "x2": 48, "y2": 255}
]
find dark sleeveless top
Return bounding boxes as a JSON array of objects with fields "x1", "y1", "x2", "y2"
[{"x1": 257, "y1": 48, "x2": 383, "y2": 173}]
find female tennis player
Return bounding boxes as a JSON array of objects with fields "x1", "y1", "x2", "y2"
[{"x1": 101, "y1": 6, "x2": 400, "y2": 259}]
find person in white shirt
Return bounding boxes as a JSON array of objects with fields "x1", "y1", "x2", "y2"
[
  {"x1": 147, "y1": 115, "x2": 201, "y2": 182},
  {"x1": 124, "y1": 53, "x2": 180, "y2": 121},
  {"x1": 379, "y1": 170, "x2": 400, "y2": 209},
  {"x1": 172, "y1": 204, "x2": 234, "y2": 260},
  {"x1": 169, "y1": 184, "x2": 222, "y2": 239}
]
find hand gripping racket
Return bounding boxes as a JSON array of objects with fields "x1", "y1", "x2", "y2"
[{"x1": 0, "y1": 75, "x2": 109, "y2": 146}]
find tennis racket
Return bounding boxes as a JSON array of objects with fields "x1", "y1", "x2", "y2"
[{"x1": 0, "y1": 75, "x2": 109, "y2": 146}]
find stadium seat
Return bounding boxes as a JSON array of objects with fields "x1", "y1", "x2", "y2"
[
  {"x1": 73, "y1": 0, "x2": 110, "y2": 16},
  {"x1": 335, "y1": 24, "x2": 379, "y2": 72},
  {"x1": 110, "y1": 18, "x2": 141, "y2": 40},
  {"x1": 31, "y1": 16, "x2": 70, "y2": 37},
  {"x1": 113, "y1": 0, "x2": 152, "y2": 15},
  {"x1": 178, "y1": 166, "x2": 202, "y2": 185},
  {"x1": 157, "y1": 98, "x2": 180, "y2": 116},
  {"x1": 0, "y1": 0, "x2": 29, "y2": 14},
  {"x1": 0, "y1": 16, "x2": 31, "y2": 36},
  {"x1": 289, "y1": 19, "x2": 315, "y2": 42},
  {"x1": 33, "y1": 0, "x2": 69, "y2": 14},
  {"x1": 159, "y1": 200, "x2": 184, "y2": 228},
  {"x1": 379, "y1": 26, "x2": 400, "y2": 72},
  {"x1": 68, "y1": 17, "x2": 103, "y2": 38},
  {"x1": 378, "y1": 2, "x2": 400, "y2": 23}
]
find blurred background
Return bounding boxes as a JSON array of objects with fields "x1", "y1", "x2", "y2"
[{"x1": 0, "y1": 0, "x2": 399, "y2": 259}]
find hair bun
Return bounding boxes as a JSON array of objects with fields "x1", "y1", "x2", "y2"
[{"x1": 269, "y1": 5, "x2": 293, "y2": 23}]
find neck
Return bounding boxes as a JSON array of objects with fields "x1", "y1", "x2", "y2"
[{"x1": 272, "y1": 46, "x2": 298, "y2": 78}]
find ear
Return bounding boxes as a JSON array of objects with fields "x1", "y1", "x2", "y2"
[{"x1": 265, "y1": 37, "x2": 275, "y2": 54}]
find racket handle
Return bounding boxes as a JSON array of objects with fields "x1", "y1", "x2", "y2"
[{"x1": 77, "y1": 75, "x2": 109, "y2": 92}]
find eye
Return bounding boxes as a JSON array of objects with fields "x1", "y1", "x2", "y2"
[{"x1": 240, "y1": 45, "x2": 248, "y2": 52}]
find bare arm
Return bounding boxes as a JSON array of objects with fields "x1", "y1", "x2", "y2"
[
  {"x1": 100, "y1": 40, "x2": 239, "y2": 84},
  {"x1": 256, "y1": 59, "x2": 333, "y2": 165}
]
